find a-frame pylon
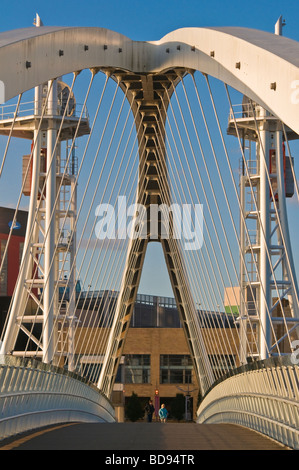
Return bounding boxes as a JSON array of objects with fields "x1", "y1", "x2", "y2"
[{"x1": 98, "y1": 70, "x2": 214, "y2": 398}]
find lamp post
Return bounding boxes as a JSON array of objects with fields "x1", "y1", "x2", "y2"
[
  {"x1": 154, "y1": 387, "x2": 160, "y2": 420},
  {"x1": 177, "y1": 382, "x2": 198, "y2": 421}
]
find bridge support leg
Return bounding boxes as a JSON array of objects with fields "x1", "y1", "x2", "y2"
[
  {"x1": 98, "y1": 236, "x2": 149, "y2": 397},
  {"x1": 43, "y1": 80, "x2": 58, "y2": 364},
  {"x1": 98, "y1": 71, "x2": 214, "y2": 399},
  {"x1": 275, "y1": 129, "x2": 299, "y2": 322},
  {"x1": 259, "y1": 114, "x2": 271, "y2": 360},
  {"x1": 0, "y1": 129, "x2": 41, "y2": 355}
]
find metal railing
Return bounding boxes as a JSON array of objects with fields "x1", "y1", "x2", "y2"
[
  {"x1": 197, "y1": 356, "x2": 299, "y2": 449},
  {"x1": 0, "y1": 355, "x2": 115, "y2": 442},
  {"x1": 228, "y1": 102, "x2": 265, "y2": 121},
  {"x1": 0, "y1": 100, "x2": 89, "y2": 121}
]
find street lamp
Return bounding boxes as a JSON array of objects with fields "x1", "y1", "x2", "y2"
[{"x1": 176, "y1": 382, "x2": 198, "y2": 421}]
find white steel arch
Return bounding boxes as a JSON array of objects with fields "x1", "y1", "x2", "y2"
[
  {"x1": 0, "y1": 24, "x2": 298, "y2": 400},
  {"x1": 0, "y1": 26, "x2": 299, "y2": 134},
  {"x1": 0, "y1": 23, "x2": 298, "y2": 447}
]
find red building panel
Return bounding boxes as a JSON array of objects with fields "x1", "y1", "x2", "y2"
[{"x1": 0, "y1": 207, "x2": 28, "y2": 297}]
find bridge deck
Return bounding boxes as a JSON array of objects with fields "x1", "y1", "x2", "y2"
[{"x1": 0, "y1": 422, "x2": 287, "y2": 451}]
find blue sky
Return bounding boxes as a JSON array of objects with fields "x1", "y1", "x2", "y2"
[
  {"x1": 0, "y1": 0, "x2": 298, "y2": 299},
  {"x1": 0, "y1": 0, "x2": 299, "y2": 43}
]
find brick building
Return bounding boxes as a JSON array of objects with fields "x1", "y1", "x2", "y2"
[
  {"x1": 114, "y1": 294, "x2": 238, "y2": 421},
  {"x1": 0, "y1": 206, "x2": 239, "y2": 421}
]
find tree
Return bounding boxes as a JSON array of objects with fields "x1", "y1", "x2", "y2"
[
  {"x1": 171, "y1": 393, "x2": 185, "y2": 421},
  {"x1": 125, "y1": 392, "x2": 144, "y2": 422}
]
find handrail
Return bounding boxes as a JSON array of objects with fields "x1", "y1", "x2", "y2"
[
  {"x1": 0, "y1": 354, "x2": 113, "y2": 405},
  {"x1": 197, "y1": 355, "x2": 299, "y2": 449},
  {"x1": 0, "y1": 100, "x2": 89, "y2": 121},
  {"x1": 0, "y1": 355, "x2": 115, "y2": 441}
]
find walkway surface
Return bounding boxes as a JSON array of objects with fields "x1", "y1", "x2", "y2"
[{"x1": 0, "y1": 422, "x2": 287, "y2": 451}]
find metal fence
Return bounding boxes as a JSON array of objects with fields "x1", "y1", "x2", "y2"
[
  {"x1": 197, "y1": 356, "x2": 299, "y2": 449},
  {"x1": 0, "y1": 355, "x2": 115, "y2": 442}
]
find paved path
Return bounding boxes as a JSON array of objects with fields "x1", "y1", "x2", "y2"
[{"x1": 0, "y1": 422, "x2": 287, "y2": 451}]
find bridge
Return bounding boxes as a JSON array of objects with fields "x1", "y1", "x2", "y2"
[
  {"x1": 0, "y1": 422, "x2": 287, "y2": 451},
  {"x1": 0, "y1": 14, "x2": 298, "y2": 450}
]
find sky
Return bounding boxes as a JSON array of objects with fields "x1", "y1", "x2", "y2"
[
  {"x1": 0, "y1": 0, "x2": 299, "y2": 299},
  {"x1": 0, "y1": 0, "x2": 299, "y2": 43}
]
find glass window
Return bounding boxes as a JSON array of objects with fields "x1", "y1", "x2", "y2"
[
  {"x1": 125, "y1": 354, "x2": 151, "y2": 384},
  {"x1": 81, "y1": 362, "x2": 102, "y2": 383},
  {"x1": 160, "y1": 355, "x2": 193, "y2": 384},
  {"x1": 114, "y1": 364, "x2": 124, "y2": 383},
  {"x1": 131, "y1": 294, "x2": 181, "y2": 328}
]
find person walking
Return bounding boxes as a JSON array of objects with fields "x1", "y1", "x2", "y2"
[
  {"x1": 159, "y1": 404, "x2": 168, "y2": 423},
  {"x1": 145, "y1": 399, "x2": 155, "y2": 423}
]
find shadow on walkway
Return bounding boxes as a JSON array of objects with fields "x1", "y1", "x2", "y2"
[{"x1": 0, "y1": 422, "x2": 288, "y2": 451}]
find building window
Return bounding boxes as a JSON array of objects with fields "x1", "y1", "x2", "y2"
[
  {"x1": 131, "y1": 294, "x2": 181, "y2": 328},
  {"x1": 125, "y1": 354, "x2": 150, "y2": 384},
  {"x1": 78, "y1": 355, "x2": 104, "y2": 384},
  {"x1": 160, "y1": 355, "x2": 193, "y2": 384}
]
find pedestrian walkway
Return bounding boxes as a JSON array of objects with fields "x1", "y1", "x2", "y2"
[{"x1": 0, "y1": 422, "x2": 288, "y2": 450}]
